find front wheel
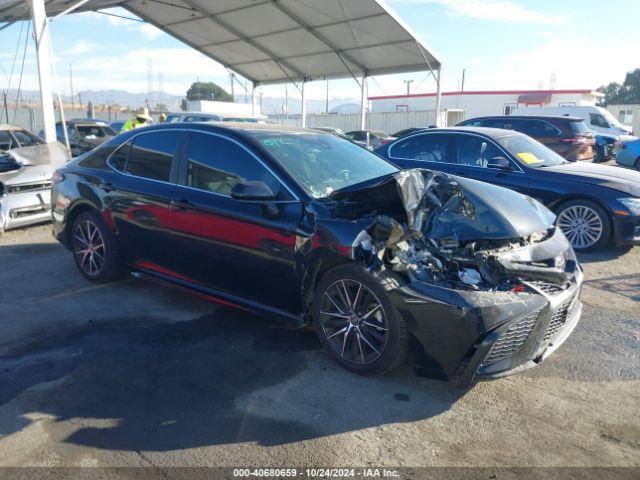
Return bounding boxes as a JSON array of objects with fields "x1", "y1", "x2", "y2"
[
  {"x1": 556, "y1": 200, "x2": 611, "y2": 252},
  {"x1": 313, "y1": 264, "x2": 409, "y2": 375}
]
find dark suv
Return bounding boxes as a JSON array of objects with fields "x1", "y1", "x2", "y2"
[{"x1": 458, "y1": 116, "x2": 595, "y2": 162}]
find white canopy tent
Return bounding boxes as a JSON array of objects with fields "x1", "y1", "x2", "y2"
[{"x1": 0, "y1": 0, "x2": 442, "y2": 140}]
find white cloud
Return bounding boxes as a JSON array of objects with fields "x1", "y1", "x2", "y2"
[
  {"x1": 139, "y1": 23, "x2": 163, "y2": 40},
  {"x1": 390, "y1": 0, "x2": 565, "y2": 24}
]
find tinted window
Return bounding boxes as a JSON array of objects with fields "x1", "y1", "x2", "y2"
[
  {"x1": 390, "y1": 134, "x2": 450, "y2": 163},
  {"x1": 185, "y1": 132, "x2": 281, "y2": 197},
  {"x1": 0, "y1": 131, "x2": 15, "y2": 150},
  {"x1": 519, "y1": 120, "x2": 558, "y2": 137},
  {"x1": 590, "y1": 113, "x2": 610, "y2": 128},
  {"x1": 126, "y1": 131, "x2": 180, "y2": 181},
  {"x1": 184, "y1": 116, "x2": 210, "y2": 122},
  {"x1": 497, "y1": 134, "x2": 567, "y2": 167},
  {"x1": 76, "y1": 125, "x2": 115, "y2": 138},
  {"x1": 12, "y1": 130, "x2": 43, "y2": 147},
  {"x1": 570, "y1": 120, "x2": 590, "y2": 134},
  {"x1": 109, "y1": 141, "x2": 130, "y2": 171},
  {"x1": 78, "y1": 144, "x2": 116, "y2": 170},
  {"x1": 454, "y1": 135, "x2": 503, "y2": 167}
]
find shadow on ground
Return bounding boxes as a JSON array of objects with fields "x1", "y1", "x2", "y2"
[{"x1": 0, "y1": 307, "x2": 461, "y2": 451}]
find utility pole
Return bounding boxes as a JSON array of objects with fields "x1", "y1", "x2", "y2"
[
  {"x1": 403, "y1": 79, "x2": 414, "y2": 95},
  {"x1": 69, "y1": 64, "x2": 75, "y2": 112},
  {"x1": 284, "y1": 84, "x2": 288, "y2": 120},
  {"x1": 461, "y1": 69, "x2": 466, "y2": 92}
]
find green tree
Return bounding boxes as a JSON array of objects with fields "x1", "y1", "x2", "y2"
[
  {"x1": 186, "y1": 82, "x2": 233, "y2": 102},
  {"x1": 596, "y1": 82, "x2": 621, "y2": 106},
  {"x1": 597, "y1": 68, "x2": 640, "y2": 105}
]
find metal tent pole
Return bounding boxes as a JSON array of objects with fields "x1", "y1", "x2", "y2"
[
  {"x1": 300, "y1": 80, "x2": 307, "y2": 127},
  {"x1": 251, "y1": 82, "x2": 256, "y2": 115},
  {"x1": 435, "y1": 66, "x2": 442, "y2": 126},
  {"x1": 29, "y1": 0, "x2": 56, "y2": 143},
  {"x1": 360, "y1": 73, "x2": 367, "y2": 131}
]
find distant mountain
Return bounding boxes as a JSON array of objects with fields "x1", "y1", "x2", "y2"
[{"x1": 2, "y1": 88, "x2": 359, "y2": 114}]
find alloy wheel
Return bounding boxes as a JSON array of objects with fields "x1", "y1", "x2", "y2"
[
  {"x1": 73, "y1": 220, "x2": 106, "y2": 277},
  {"x1": 557, "y1": 205, "x2": 603, "y2": 250},
  {"x1": 320, "y1": 279, "x2": 388, "y2": 365}
]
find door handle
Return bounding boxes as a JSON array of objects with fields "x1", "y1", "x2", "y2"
[
  {"x1": 171, "y1": 198, "x2": 193, "y2": 211},
  {"x1": 100, "y1": 182, "x2": 116, "y2": 193}
]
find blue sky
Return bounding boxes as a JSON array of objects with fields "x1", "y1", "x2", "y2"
[{"x1": 1, "y1": 0, "x2": 639, "y2": 104}]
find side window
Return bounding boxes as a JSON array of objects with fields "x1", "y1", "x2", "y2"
[
  {"x1": 12, "y1": 130, "x2": 41, "y2": 147},
  {"x1": 185, "y1": 132, "x2": 282, "y2": 197},
  {"x1": 126, "y1": 131, "x2": 180, "y2": 182},
  {"x1": 590, "y1": 113, "x2": 610, "y2": 128},
  {"x1": 79, "y1": 145, "x2": 115, "y2": 170},
  {"x1": 0, "y1": 131, "x2": 14, "y2": 150},
  {"x1": 521, "y1": 120, "x2": 558, "y2": 136},
  {"x1": 109, "y1": 141, "x2": 131, "y2": 172},
  {"x1": 390, "y1": 134, "x2": 450, "y2": 163},
  {"x1": 454, "y1": 135, "x2": 503, "y2": 168}
]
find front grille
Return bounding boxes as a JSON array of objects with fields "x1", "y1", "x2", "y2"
[
  {"x1": 528, "y1": 281, "x2": 566, "y2": 295},
  {"x1": 543, "y1": 294, "x2": 577, "y2": 342},
  {"x1": 9, "y1": 205, "x2": 50, "y2": 219},
  {"x1": 7, "y1": 181, "x2": 51, "y2": 194},
  {"x1": 482, "y1": 309, "x2": 541, "y2": 366}
]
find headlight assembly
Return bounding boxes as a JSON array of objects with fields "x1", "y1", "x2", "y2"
[{"x1": 618, "y1": 197, "x2": 640, "y2": 216}]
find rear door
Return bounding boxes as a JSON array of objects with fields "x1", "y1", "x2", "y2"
[
  {"x1": 518, "y1": 119, "x2": 563, "y2": 155},
  {"x1": 450, "y1": 133, "x2": 530, "y2": 194},
  {"x1": 104, "y1": 130, "x2": 184, "y2": 268},
  {"x1": 167, "y1": 130, "x2": 303, "y2": 313}
]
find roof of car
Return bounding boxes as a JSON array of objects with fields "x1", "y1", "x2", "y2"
[
  {"x1": 464, "y1": 115, "x2": 585, "y2": 122},
  {"x1": 410, "y1": 126, "x2": 523, "y2": 138},
  {"x1": 0, "y1": 124, "x2": 23, "y2": 131}
]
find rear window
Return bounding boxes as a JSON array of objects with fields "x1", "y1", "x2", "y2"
[{"x1": 569, "y1": 120, "x2": 591, "y2": 134}]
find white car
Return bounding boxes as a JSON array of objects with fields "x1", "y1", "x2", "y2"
[{"x1": 511, "y1": 105, "x2": 632, "y2": 136}]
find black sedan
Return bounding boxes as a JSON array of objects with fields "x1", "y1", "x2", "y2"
[
  {"x1": 52, "y1": 123, "x2": 582, "y2": 387},
  {"x1": 375, "y1": 127, "x2": 640, "y2": 251}
]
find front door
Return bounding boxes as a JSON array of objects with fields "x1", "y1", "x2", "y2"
[
  {"x1": 167, "y1": 131, "x2": 303, "y2": 314},
  {"x1": 449, "y1": 134, "x2": 530, "y2": 194}
]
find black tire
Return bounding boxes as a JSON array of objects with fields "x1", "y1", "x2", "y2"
[
  {"x1": 635, "y1": 157, "x2": 640, "y2": 171},
  {"x1": 594, "y1": 144, "x2": 605, "y2": 163},
  {"x1": 312, "y1": 263, "x2": 409, "y2": 375},
  {"x1": 556, "y1": 199, "x2": 612, "y2": 252},
  {"x1": 71, "y1": 210, "x2": 122, "y2": 283}
]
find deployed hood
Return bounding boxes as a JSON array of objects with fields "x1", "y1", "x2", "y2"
[
  {"x1": 0, "y1": 142, "x2": 70, "y2": 185},
  {"x1": 543, "y1": 162, "x2": 640, "y2": 197},
  {"x1": 330, "y1": 169, "x2": 555, "y2": 241},
  {"x1": 6, "y1": 142, "x2": 69, "y2": 167}
]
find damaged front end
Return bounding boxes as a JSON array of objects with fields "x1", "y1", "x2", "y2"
[
  {"x1": 0, "y1": 142, "x2": 69, "y2": 232},
  {"x1": 328, "y1": 169, "x2": 583, "y2": 386}
]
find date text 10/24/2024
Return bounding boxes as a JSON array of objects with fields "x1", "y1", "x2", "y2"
[{"x1": 233, "y1": 468, "x2": 401, "y2": 478}]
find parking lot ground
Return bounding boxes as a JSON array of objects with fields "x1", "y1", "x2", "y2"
[{"x1": 0, "y1": 225, "x2": 638, "y2": 468}]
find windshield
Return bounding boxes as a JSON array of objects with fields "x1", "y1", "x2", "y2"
[
  {"x1": 496, "y1": 134, "x2": 568, "y2": 168},
  {"x1": 254, "y1": 132, "x2": 398, "y2": 198},
  {"x1": 600, "y1": 109, "x2": 625, "y2": 128}
]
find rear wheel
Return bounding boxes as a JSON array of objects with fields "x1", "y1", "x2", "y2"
[
  {"x1": 556, "y1": 199, "x2": 611, "y2": 252},
  {"x1": 313, "y1": 263, "x2": 409, "y2": 375},
  {"x1": 71, "y1": 210, "x2": 122, "y2": 283}
]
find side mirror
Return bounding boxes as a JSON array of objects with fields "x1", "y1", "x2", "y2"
[
  {"x1": 230, "y1": 180, "x2": 277, "y2": 201},
  {"x1": 487, "y1": 156, "x2": 512, "y2": 171}
]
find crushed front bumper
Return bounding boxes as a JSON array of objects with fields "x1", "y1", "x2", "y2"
[
  {"x1": 0, "y1": 189, "x2": 52, "y2": 231},
  {"x1": 388, "y1": 260, "x2": 583, "y2": 388}
]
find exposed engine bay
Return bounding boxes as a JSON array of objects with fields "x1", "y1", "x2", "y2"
[{"x1": 330, "y1": 169, "x2": 574, "y2": 293}]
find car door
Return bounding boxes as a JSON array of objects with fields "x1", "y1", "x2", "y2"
[
  {"x1": 449, "y1": 133, "x2": 529, "y2": 194},
  {"x1": 103, "y1": 130, "x2": 184, "y2": 268},
  {"x1": 386, "y1": 132, "x2": 455, "y2": 174},
  {"x1": 166, "y1": 130, "x2": 303, "y2": 314}
]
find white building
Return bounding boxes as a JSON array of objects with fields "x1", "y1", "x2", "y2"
[{"x1": 369, "y1": 89, "x2": 604, "y2": 125}]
